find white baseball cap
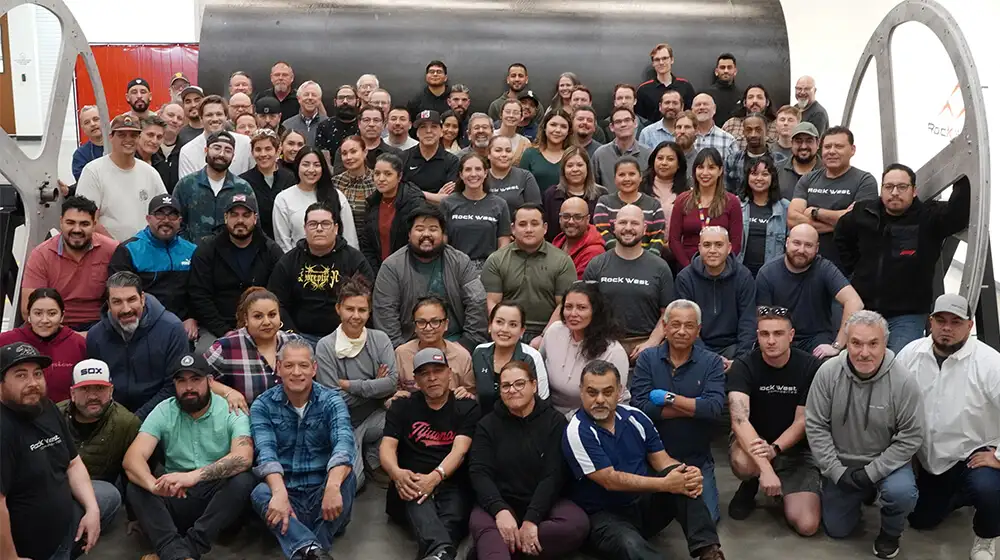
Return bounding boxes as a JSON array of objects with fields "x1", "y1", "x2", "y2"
[{"x1": 71, "y1": 359, "x2": 113, "y2": 389}]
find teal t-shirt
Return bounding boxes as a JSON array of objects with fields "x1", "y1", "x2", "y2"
[
  {"x1": 414, "y1": 257, "x2": 462, "y2": 339},
  {"x1": 140, "y1": 393, "x2": 252, "y2": 473}
]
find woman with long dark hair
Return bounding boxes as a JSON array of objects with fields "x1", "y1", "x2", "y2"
[
  {"x1": 273, "y1": 146, "x2": 358, "y2": 252},
  {"x1": 540, "y1": 282, "x2": 629, "y2": 415},
  {"x1": 738, "y1": 155, "x2": 788, "y2": 276},
  {"x1": 641, "y1": 142, "x2": 690, "y2": 267},
  {"x1": 440, "y1": 152, "x2": 511, "y2": 270},
  {"x1": 440, "y1": 110, "x2": 463, "y2": 154},
  {"x1": 518, "y1": 110, "x2": 572, "y2": 195},
  {"x1": 332, "y1": 135, "x2": 377, "y2": 227},
  {"x1": 359, "y1": 153, "x2": 427, "y2": 273},
  {"x1": 593, "y1": 156, "x2": 666, "y2": 255},
  {"x1": 277, "y1": 128, "x2": 306, "y2": 172},
  {"x1": 471, "y1": 301, "x2": 549, "y2": 413},
  {"x1": 541, "y1": 146, "x2": 607, "y2": 240},
  {"x1": 0, "y1": 288, "x2": 86, "y2": 403},
  {"x1": 668, "y1": 147, "x2": 742, "y2": 268}
]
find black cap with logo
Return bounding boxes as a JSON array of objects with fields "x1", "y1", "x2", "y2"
[{"x1": 0, "y1": 342, "x2": 52, "y2": 377}]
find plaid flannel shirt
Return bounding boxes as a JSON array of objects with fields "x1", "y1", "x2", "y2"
[{"x1": 204, "y1": 328, "x2": 300, "y2": 404}]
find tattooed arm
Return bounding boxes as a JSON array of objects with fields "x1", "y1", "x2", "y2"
[
  {"x1": 198, "y1": 436, "x2": 254, "y2": 482},
  {"x1": 729, "y1": 392, "x2": 776, "y2": 473}
]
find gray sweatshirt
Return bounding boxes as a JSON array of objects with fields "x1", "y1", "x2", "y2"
[
  {"x1": 805, "y1": 349, "x2": 924, "y2": 484},
  {"x1": 315, "y1": 328, "x2": 399, "y2": 427}
]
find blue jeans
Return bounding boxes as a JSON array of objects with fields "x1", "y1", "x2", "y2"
[
  {"x1": 698, "y1": 459, "x2": 720, "y2": 524},
  {"x1": 251, "y1": 474, "x2": 357, "y2": 558},
  {"x1": 909, "y1": 450, "x2": 1000, "y2": 539},
  {"x1": 886, "y1": 314, "x2": 927, "y2": 354},
  {"x1": 822, "y1": 466, "x2": 918, "y2": 539},
  {"x1": 50, "y1": 480, "x2": 122, "y2": 559}
]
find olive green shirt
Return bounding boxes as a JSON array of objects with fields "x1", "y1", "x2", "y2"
[{"x1": 481, "y1": 241, "x2": 577, "y2": 336}]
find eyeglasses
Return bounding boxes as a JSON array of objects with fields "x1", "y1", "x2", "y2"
[
  {"x1": 152, "y1": 210, "x2": 180, "y2": 221},
  {"x1": 882, "y1": 183, "x2": 913, "y2": 193},
  {"x1": 500, "y1": 379, "x2": 530, "y2": 393},
  {"x1": 305, "y1": 220, "x2": 335, "y2": 231},
  {"x1": 559, "y1": 213, "x2": 588, "y2": 222},
  {"x1": 415, "y1": 318, "x2": 446, "y2": 330},
  {"x1": 757, "y1": 306, "x2": 790, "y2": 318}
]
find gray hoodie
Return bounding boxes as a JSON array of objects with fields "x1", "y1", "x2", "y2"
[{"x1": 805, "y1": 349, "x2": 924, "y2": 484}]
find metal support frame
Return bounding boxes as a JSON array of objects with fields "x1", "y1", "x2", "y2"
[
  {"x1": 0, "y1": 0, "x2": 108, "y2": 319},
  {"x1": 842, "y1": 0, "x2": 995, "y2": 346}
]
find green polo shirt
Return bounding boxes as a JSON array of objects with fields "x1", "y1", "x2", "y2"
[
  {"x1": 481, "y1": 241, "x2": 577, "y2": 335},
  {"x1": 139, "y1": 393, "x2": 251, "y2": 473}
]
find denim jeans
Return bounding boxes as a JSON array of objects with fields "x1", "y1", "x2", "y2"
[
  {"x1": 49, "y1": 480, "x2": 122, "y2": 560},
  {"x1": 886, "y1": 314, "x2": 927, "y2": 354},
  {"x1": 251, "y1": 474, "x2": 357, "y2": 558},
  {"x1": 822, "y1": 466, "x2": 918, "y2": 539},
  {"x1": 699, "y1": 459, "x2": 721, "y2": 524},
  {"x1": 909, "y1": 450, "x2": 1000, "y2": 539}
]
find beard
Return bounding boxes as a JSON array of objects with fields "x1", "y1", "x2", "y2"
[
  {"x1": 616, "y1": 234, "x2": 642, "y2": 248},
  {"x1": 178, "y1": 390, "x2": 211, "y2": 413},
  {"x1": 2, "y1": 395, "x2": 48, "y2": 419},
  {"x1": 63, "y1": 232, "x2": 90, "y2": 251},
  {"x1": 76, "y1": 399, "x2": 112, "y2": 420},
  {"x1": 933, "y1": 335, "x2": 969, "y2": 356},
  {"x1": 130, "y1": 99, "x2": 149, "y2": 112},
  {"x1": 409, "y1": 238, "x2": 445, "y2": 260},
  {"x1": 337, "y1": 105, "x2": 358, "y2": 121},
  {"x1": 229, "y1": 224, "x2": 253, "y2": 240},
  {"x1": 207, "y1": 155, "x2": 232, "y2": 172},
  {"x1": 793, "y1": 153, "x2": 816, "y2": 164}
]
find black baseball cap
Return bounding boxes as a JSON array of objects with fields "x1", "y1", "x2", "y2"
[
  {"x1": 224, "y1": 192, "x2": 258, "y2": 214},
  {"x1": 517, "y1": 89, "x2": 541, "y2": 106},
  {"x1": 171, "y1": 353, "x2": 212, "y2": 378},
  {"x1": 207, "y1": 130, "x2": 236, "y2": 148},
  {"x1": 0, "y1": 342, "x2": 52, "y2": 377},
  {"x1": 414, "y1": 110, "x2": 442, "y2": 128},
  {"x1": 148, "y1": 193, "x2": 181, "y2": 214},
  {"x1": 255, "y1": 96, "x2": 281, "y2": 115},
  {"x1": 127, "y1": 78, "x2": 150, "y2": 92}
]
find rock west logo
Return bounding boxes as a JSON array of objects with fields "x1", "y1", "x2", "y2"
[{"x1": 928, "y1": 83, "x2": 965, "y2": 139}]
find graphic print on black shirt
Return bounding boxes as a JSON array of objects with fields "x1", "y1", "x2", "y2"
[{"x1": 384, "y1": 391, "x2": 480, "y2": 474}]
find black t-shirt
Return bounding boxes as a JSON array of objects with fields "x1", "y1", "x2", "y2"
[
  {"x1": 231, "y1": 243, "x2": 256, "y2": 280},
  {"x1": 384, "y1": 391, "x2": 479, "y2": 474},
  {"x1": 726, "y1": 348, "x2": 819, "y2": 449},
  {"x1": 583, "y1": 251, "x2": 675, "y2": 337},
  {"x1": 743, "y1": 202, "x2": 772, "y2": 276},
  {"x1": 1, "y1": 401, "x2": 78, "y2": 560}
]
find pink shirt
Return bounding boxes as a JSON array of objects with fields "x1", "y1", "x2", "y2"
[
  {"x1": 22, "y1": 233, "x2": 118, "y2": 327},
  {"x1": 541, "y1": 321, "x2": 630, "y2": 416}
]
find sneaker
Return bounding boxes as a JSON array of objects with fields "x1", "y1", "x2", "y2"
[
  {"x1": 873, "y1": 531, "x2": 900, "y2": 559},
  {"x1": 727, "y1": 478, "x2": 759, "y2": 520},
  {"x1": 422, "y1": 545, "x2": 456, "y2": 560},
  {"x1": 697, "y1": 544, "x2": 726, "y2": 560},
  {"x1": 971, "y1": 536, "x2": 996, "y2": 560},
  {"x1": 295, "y1": 544, "x2": 334, "y2": 560}
]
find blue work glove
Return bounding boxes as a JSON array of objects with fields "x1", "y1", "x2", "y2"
[{"x1": 650, "y1": 389, "x2": 668, "y2": 406}]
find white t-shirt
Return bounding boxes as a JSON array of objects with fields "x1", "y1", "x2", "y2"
[
  {"x1": 208, "y1": 176, "x2": 225, "y2": 196},
  {"x1": 76, "y1": 155, "x2": 167, "y2": 241},
  {"x1": 272, "y1": 185, "x2": 359, "y2": 252},
  {"x1": 177, "y1": 132, "x2": 254, "y2": 181},
  {"x1": 293, "y1": 403, "x2": 308, "y2": 419}
]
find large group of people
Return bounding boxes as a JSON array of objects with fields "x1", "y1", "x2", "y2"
[{"x1": 2, "y1": 42, "x2": 996, "y2": 560}]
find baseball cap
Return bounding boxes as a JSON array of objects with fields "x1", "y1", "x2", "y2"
[
  {"x1": 517, "y1": 89, "x2": 541, "y2": 106},
  {"x1": 170, "y1": 72, "x2": 190, "y2": 87},
  {"x1": 255, "y1": 96, "x2": 281, "y2": 115},
  {"x1": 224, "y1": 192, "x2": 258, "y2": 214},
  {"x1": 791, "y1": 122, "x2": 819, "y2": 138},
  {"x1": 180, "y1": 85, "x2": 205, "y2": 99},
  {"x1": 127, "y1": 77, "x2": 150, "y2": 92},
  {"x1": 931, "y1": 294, "x2": 971, "y2": 320},
  {"x1": 207, "y1": 130, "x2": 236, "y2": 148},
  {"x1": 414, "y1": 110, "x2": 442, "y2": 128},
  {"x1": 0, "y1": 342, "x2": 52, "y2": 376},
  {"x1": 110, "y1": 113, "x2": 142, "y2": 133},
  {"x1": 412, "y1": 348, "x2": 449, "y2": 374},
  {"x1": 171, "y1": 353, "x2": 213, "y2": 379},
  {"x1": 148, "y1": 193, "x2": 181, "y2": 215},
  {"x1": 71, "y1": 359, "x2": 113, "y2": 389}
]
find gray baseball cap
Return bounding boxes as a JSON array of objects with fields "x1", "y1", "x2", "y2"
[
  {"x1": 931, "y1": 294, "x2": 970, "y2": 320},
  {"x1": 412, "y1": 348, "x2": 449, "y2": 374},
  {"x1": 791, "y1": 122, "x2": 819, "y2": 138}
]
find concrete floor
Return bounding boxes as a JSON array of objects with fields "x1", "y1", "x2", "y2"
[{"x1": 91, "y1": 443, "x2": 978, "y2": 560}]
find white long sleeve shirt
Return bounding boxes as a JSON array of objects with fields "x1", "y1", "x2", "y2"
[
  {"x1": 897, "y1": 336, "x2": 1000, "y2": 474},
  {"x1": 272, "y1": 184, "x2": 358, "y2": 253}
]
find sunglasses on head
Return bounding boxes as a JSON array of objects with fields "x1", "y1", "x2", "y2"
[{"x1": 757, "y1": 305, "x2": 790, "y2": 318}]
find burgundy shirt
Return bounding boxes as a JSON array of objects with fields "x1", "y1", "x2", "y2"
[{"x1": 668, "y1": 190, "x2": 743, "y2": 268}]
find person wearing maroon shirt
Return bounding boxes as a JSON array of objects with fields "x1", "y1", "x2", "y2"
[{"x1": 668, "y1": 148, "x2": 742, "y2": 268}]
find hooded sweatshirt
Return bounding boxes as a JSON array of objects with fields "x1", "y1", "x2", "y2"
[
  {"x1": 468, "y1": 397, "x2": 569, "y2": 523},
  {"x1": 553, "y1": 224, "x2": 606, "y2": 279},
  {"x1": 0, "y1": 325, "x2": 86, "y2": 403},
  {"x1": 267, "y1": 237, "x2": 374, "y2": 338},
  {"x1": 85, "y1": 294, "x2": 189, "y2": 419},
  {"x1": 674, "y1": 254, "x2": 756, "y2": 354},
  {"x1": 805, "y1": 349, "x2": 924, "y2": 484}
]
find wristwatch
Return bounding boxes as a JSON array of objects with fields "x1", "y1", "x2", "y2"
[
  {"x1": 831, "y1": 340, "x2": 843, "y2": 350},
  {"x1": 771, "y1": 443, "x2": 782, "y2": 456},
  {"x1": 435, "y1": 466, "x2": 447, "y2": 480},
  {"x1": 664, "y1": 392, "x2": 677, "y2": 406},
  {"x1": 810, "y1": 207, "x2": 820, "y2": 221}
]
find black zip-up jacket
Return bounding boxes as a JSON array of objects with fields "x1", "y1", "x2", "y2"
[
  {"x1": 702, "y1": 79, "x2": 742, "y2": 127},
  {"x1": 359, "y1": 181, "x2": 426, "y2": 273},
  {"x1": 406, "y1": 84, "x2": 451, "y2": 122},
  {"x1": 188, "y1": 228, "x2": 284, "y2": 336},
  {"x1": 834, "y1": 177, "x2": 970, "y2": 316},
  {"x1": 240, "y1": 166, "x2": 297, "y2": 240},
  {"x1": 469, "y1": 397, "x2": 569, "y2": 523},
  {"x1": 267, "y1": 237, "x2": 374, "y2": 337}
]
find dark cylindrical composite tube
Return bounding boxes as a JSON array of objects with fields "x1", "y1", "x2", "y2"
[{"x1": 199, "y1": 0, "x2": 790, "y2": 116}]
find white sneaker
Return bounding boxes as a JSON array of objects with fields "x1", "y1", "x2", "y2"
[{"x1": 971, "y1": 536, "x2": 996, "y2": 560}]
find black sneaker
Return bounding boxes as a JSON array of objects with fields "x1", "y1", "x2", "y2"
[
  {"x1": 728, "y1": 478, "x2": 759, "y2": 520},
  {"x1": 296, "y1": 544, "x2": 334, "y2": 560},
  {"x1": 873, "y1": 531, "x2": 900, "y2": 559}
]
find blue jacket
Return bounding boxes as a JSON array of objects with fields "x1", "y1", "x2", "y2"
[
  {"x1": 630, "y1": 344, "x2": 725, "y2": 464},
  {"x1": 72, "y1": 141, "x2": 103, "y2": 181},
  {"x1": 675, "y1": 254, "x2": 757, "y2": 355},
  {"x1": 738, "y1": 198, "x2": 789, "y2": 266},
  {"x1": 86, "y1": 294, "x2": 188, "y2": 419},
  {"x1": 108, "y1": 227, "x2": 197, "y2": 320},
  {"x1": 250, "y1": 382, "x2": 356, "y2": 492}
]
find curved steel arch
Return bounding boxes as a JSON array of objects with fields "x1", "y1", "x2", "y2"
[
  {"x1": 841, "y1": 0, "x2": 991, "y2": 312},
  {"x1": 0, "y1": 0, "x2": 109, "y2": 313}
]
